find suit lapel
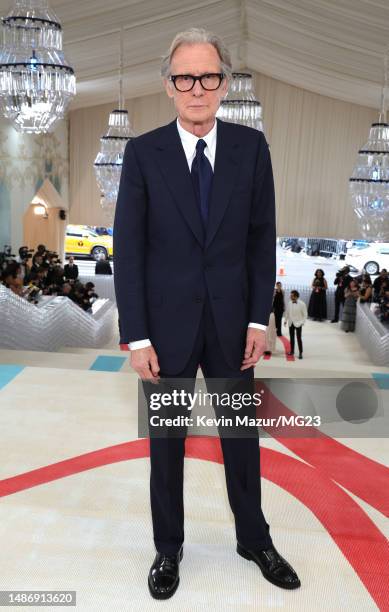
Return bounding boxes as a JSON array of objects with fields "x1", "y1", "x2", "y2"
[
  {"x1": 205, "y1": 118, "x2": 240, "y2": 249},
  {"x1": 154, "y1": 118, "x2": 241, "y2": 250},
  {"x1": 154, "y1": 119, "x2": 205, "y2": 247}
]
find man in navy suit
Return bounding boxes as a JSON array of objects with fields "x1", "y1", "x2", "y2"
[{"x1": 113, "y1": 27, "x2": 300, "y2": 599}]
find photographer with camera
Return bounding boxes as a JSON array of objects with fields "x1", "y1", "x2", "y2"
[
  {"x1": 1, "y1": 243, "x2": 100, "y2": 312},
  {"x1": 15, "y1": 246, "x2": 34, "y2": 283},
  {"x1": 331, "y1": 265, "x2": 352, "y2": 323},
  {"x1": 45, "y1": 251, "x2": 62, "y2": 286}
]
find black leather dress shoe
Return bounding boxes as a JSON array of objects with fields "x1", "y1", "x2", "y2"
[
  {"x1": 237, "y1": 543, "x2": 301, "y2": 589},
  {"x1": 148, "y1": 546, "x2": 183, "y2": 599}
]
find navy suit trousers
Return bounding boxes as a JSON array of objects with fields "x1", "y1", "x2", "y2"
[{"x1": 142, "y1": 289, "x2": 273, "y2": 555}]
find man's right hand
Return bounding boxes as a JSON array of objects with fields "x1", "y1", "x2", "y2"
[{"x1": 130, "y1": 345, "x2": 160, "y2": 384}]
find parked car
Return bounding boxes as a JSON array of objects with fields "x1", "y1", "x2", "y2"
[
  {"x1": 91, "y1": 226, "x2": 113, "y2": 236},
  {"x1": 345, "y1": 242, "x2": 389, "y2": 275},
  {"x1": 65, "y1": 225, "x2": 113, "y2": 260}
]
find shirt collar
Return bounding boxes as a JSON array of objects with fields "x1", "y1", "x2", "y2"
[{"x1": 176, "y1": 117, "x2": 217, "y2": 160}]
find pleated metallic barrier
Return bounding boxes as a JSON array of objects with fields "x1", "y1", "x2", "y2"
[
  {"x1": 0, "y1": 285, "x2": 116, "y2": 351},
  {"x1": 355, "y1": 302, "x2": 389, "y2": 366}
]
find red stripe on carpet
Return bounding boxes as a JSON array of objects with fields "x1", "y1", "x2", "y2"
[
  {"x1": 186, "y1": 437, "x2": 389, "y2": 611},
  {"x1": 0, "y1": 437, "x2": 388, "y2": 608},
  {"x1": 278, "y1": 334, "x2": 295, "y2": 360},
  {"x1": 253, "y1": 380, "x2": 389, "y2": 517}
]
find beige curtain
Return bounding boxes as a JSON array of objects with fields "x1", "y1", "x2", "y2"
[{"x1": 69, "y1": 70, "x2": 377, "y2": 238}]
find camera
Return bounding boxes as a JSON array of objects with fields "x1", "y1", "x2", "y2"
[{"x1": 18, "y1": 246, "x2": 34, "y2": 261}]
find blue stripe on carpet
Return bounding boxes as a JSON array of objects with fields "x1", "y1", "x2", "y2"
[
  {"x1": 372, "y1": 373, "x2": 389, "y2": 390},
  {"x1": 89, "y1": 355, "x2": 127, "y2": 372},
  {"x1": 0, "y1": 365, "x2": 25, "y2": 390}
]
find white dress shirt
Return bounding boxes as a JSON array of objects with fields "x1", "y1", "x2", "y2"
[
  {"x1": 128, "y1": 117, "x2": 266, "y2": 350},
  {"x1": 176, "y1": 116, "x2": 217, "y2": 170}
]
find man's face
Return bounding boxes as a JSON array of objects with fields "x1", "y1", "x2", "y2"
[{"x1": 164, "y1": 43, "x2": 228, "y2": 127}]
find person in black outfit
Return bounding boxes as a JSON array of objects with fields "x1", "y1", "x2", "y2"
[
  {"x1": 95, "y1": 253, "x2": 112, "y2": 275},
  {"x1": 113, "y1": 29, "x2": 300, "y2": 599},
  {"x1": 378, "y1": 279, "x2": 389, "y2": 323},
  {"x1": 15, "y1": 246, "x2": 33, "y2": 283},
  {"x1": 45, "y1": 253, "x2": 62, "y2": 285},
  {"x1": 62, "y1": 282, "x2": 78, "y2": 303},
  {"x1": 29, "y1": 265, "x2": 49, "y2": 292},
  {"x1": 82, "y1": 281, "x2": 98, "y2": 310},
  {"x1": 358, "y1": 273, "x2": 373, "y2": 303},
  {"x1": 308, "y1": 268, "x2": 327, "y2": 321},
  {"x1": 272, "y1": 281, "x2": 285, "y2": 335},
  {"x1": 373, "y1": 269, "x2": 388, "y2": 302},
  {"x1": 29, "y1": 254, "x2": 44, "y2": 278},
  {"x1": 64, "y1": 256, "x2": 79, "y2": 280},
  {"x1": 331, "y1": 265, "x2": 352, "y2": 323},
  {"x1": 34, "y1": 244, "x2": 47, "y2": 259}
]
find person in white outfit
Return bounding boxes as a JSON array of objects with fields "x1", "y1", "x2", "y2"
[{"x1": 283, "y1": 290, "x2": 307, "y2": 359}]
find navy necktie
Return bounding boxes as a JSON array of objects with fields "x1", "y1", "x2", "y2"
[{"x1": 190, "y1": 139, "x2": 213, "y2": 226}]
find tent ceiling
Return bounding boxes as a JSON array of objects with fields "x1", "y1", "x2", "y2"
[{"x1": 0, "y1": 0, "x2": 388, "y2": 110}]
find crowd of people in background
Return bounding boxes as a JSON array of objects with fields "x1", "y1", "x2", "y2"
[
  {"x1": 3, "y1": 244, "x2": 389, "y2": 353},
  {"x1": 305, "y1": 265, "x2": 389, "y2": 332},
  {"x1": 264, "y1": 265, "x2": 389, "y2": 359},
  {"x1": 0, "y1": 245, "x2": 99, "y2": 312},
  {"x1": 301, "y1": 265, "x2": 387, "y2": 331}
]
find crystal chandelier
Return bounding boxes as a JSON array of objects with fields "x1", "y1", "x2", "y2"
[
  {"x1": 349, "y1": 50, "x2": 389, "y2": 240},
  {"x1": 0, "y1": 0, "x2": 76, "y2": 134},
  {"x1": 216, "y1": 72, "x2": 264, "y2": 132},
  {"x1": 93, "y1": 28, "x2": 134, "y2": 225}
]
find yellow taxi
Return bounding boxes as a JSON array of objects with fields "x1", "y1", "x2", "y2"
[{"x1": 65, "y1": 225, "x2": 113, "y2": 260}]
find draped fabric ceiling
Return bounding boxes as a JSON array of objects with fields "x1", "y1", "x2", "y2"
[
  {"x1": 0, "y1": 0, "x2": 383, "y2": 111},
  {"x1": 1, "y1": 0, "x2": 388, "y2": 237}
]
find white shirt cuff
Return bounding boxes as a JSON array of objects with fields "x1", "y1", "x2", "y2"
[
  {"x1": 129, "y1": 325, "x2": 267, "y2": 348},
  {"x1": 248, "y1": 322, "x2": 267, "y2": 331},
  {"x1": 129, "y1": 338, "x2": 152, "y2": 350}
]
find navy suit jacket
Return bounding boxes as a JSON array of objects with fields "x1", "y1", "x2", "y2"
[{"x1": 113, "y1": 117, "x2": 276, "y2": 374}]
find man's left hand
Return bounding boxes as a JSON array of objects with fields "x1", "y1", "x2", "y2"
[{"x1": 241, "y1": 327, "x2": 267, "y2": 370}]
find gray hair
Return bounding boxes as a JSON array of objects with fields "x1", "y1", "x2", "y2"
[{"x1": 160, "y1": 27, "x2": 232, "y2": 80}]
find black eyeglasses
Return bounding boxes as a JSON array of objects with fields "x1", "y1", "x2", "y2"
[{"x1": 169, "y1": 73, "x2": 225, "y2": 92}]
